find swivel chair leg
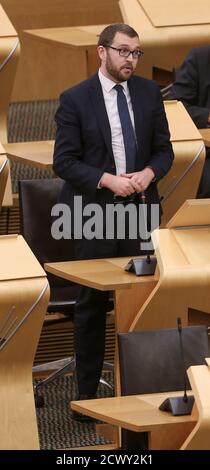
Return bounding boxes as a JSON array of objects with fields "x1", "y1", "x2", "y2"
[{"x1": 33, "y1": 358, "x2": 114, "y2": 407}]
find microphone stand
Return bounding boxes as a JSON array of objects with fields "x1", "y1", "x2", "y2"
[
  {"x1": 124, "y1": 191, "x2": 157, "y2": 276},
  {"x1": 159, "y1": 318, "x2": 195, "y2": 416}
]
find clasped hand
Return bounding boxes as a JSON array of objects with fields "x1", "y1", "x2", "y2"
[{"x1": 100, "y1": 167, "x2": 155, "y2": 196}]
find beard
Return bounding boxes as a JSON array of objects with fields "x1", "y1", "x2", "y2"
[{"x1": 105, "y1": 54, "x2": 134, "y2": 82}]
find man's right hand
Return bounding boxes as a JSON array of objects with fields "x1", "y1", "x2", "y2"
[{"x1": 99, "y1": 172, "x2": 136, "y2": 196}]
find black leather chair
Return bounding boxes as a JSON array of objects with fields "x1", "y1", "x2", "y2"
[
  {"x1": 118, "y1": 325, "x2": 210, "y2": 449},
  {"x1": 19, "y1": 178, "x2": 113, "y2": 404}
]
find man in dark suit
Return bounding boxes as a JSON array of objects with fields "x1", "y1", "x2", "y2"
[
  {"x1": 171, "y1": 46, "x2": 210, "y2": 197},
  {"x1": 53, "y1": 23, "x2": 173, "y2": 420}
]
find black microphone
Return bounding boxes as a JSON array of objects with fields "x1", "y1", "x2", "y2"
[
  {"x1": 124, "y1": 190, "x2": 157, "y2": 275},
  {"x1": 159, "y1": 318, "x2": 195, "y2": 416},
  {"x1": 177, "y1": 317, "x2": 188, "y2": 403},
  {"x1": 140, "y1": 191, "x2": 153, "y2": 265}
]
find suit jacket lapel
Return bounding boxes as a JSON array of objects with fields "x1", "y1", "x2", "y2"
[{"x1": 88, "y1": 74, "x2": 114, "y2": 160}]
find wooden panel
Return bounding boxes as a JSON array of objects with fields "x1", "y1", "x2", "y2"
[
  {"x1": 0, "y1": 6, "x2": 20, "y2": 140},
  {"x1": 139, "y1": 0, "x2": 210, "y2": 27},
  {"x1": 181, "y1": 365, "x2": 210, "y2": 449},
  {"x1": 4, "y1": 0, "x2": 121, "y2": 101},
  {"x1": 0, "y1": 4, "x2": 16, "y2": 36},
  {"x1": 120, "y1": 0, "x2": 210, "y2": 79},
  {"x1": 0, "y1": 143, "x2": 5, "y2": 154},
  {"x1": 12, "y1": 34, "x2": 87, "y2": 101},
  {"x1": 0, "y1": 156, "x2": 11, "y2": 208},
  {"x1": 159, "y1": 101, "x2": 205, "y2": 227},
  {"x1": 164, "y1": 101, "x2": 201, "y2": 142},
  {"x1": 199, "y1": 128, "x2": 210, "y2": 147},
  {"x1": 167, "y1": 200, "x2": 210, "y2": 228},
  {"x1": 1, "y1": 0, "x2": 121, "y2": 31},
  {"x1": 0, "y1": 234, "x2": 49, "y2": 449},
  {"x1": 4, "y1": 140, "x2": 54, "y2": 169},
  {"x1": 0, "y1": 234, "x2": 46, "y2": 280}
]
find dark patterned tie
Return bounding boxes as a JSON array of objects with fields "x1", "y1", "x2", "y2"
[{"x1": 114, "y1": 84, "x2": 137, "y2": 173}]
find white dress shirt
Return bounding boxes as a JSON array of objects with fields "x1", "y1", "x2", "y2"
[{"x1": 98, "y1": 69, "x2": 136, "y2": 175}]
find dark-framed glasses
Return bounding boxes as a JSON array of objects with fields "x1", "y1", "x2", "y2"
[{"x1": 106, "y1": 46, "x2": 144, "y2": 59}]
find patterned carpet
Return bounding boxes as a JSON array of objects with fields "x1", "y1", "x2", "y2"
[
  {"x1": 35, "y1": 372, "x2": 114, "y2": 449},
  {"x1": 8, "y1": 100, "x2": 57, "y2": 193}
]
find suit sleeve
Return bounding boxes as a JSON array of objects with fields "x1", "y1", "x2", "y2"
[
  {"x1": 171, "y1": 49, "x2": 210, "y2": 128},
  {"x1": 53, "y1": 91, "x2": 104, "y2": 193},
  {"x1": 147, "y1": 86, "x2": 174, "y2": 181}
]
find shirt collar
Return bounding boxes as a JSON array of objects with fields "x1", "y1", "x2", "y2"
[{"x1": 98, "y1": 69, "x2": 128, "y2": 93}]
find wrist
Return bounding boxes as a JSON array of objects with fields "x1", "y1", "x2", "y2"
[
  {"x1": 145, "y1": 166, "x2": 156, "y2": 182},
  {"x1": 99, "y1": 172, "x2": 114, "y2": 189}
]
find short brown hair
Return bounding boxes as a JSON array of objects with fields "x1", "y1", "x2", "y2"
[{"x1": 98, "y1": 23, "x2": 139, "y2": 47}]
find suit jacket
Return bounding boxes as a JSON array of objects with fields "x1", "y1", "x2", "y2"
[
  {"x1": 171, "y1": 46, "x2": 210, "y2": 128},
  {"x1": 53, "y1": 73, "x2": 173, "y2": 215}
]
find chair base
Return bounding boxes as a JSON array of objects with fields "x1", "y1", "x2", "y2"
[{"x1": 33, "y1": 357, "x2": 114, "y2": 407}]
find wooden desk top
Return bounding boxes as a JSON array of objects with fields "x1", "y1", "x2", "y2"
[
  {"x1": 4, "y1": 141, "x2": 54, "y2": 169},
  {"x1": 199, "y1": 128, "x2": 210, "y2": 147},
  {"x1": 138, "y1": 0, "x2": 210, "y2": 28},
  {"x1": 0, "y1": 235, "x2": 46, "y2": 281},
  {"x1": 120, "y1": 0, "x2": 210, "y2": 43},
  {"x1": 45, "y1": 203, "x2": 210, "y2": 291},
  {"x1": 0, "y1": 4, "x2": 17, "y2": 37},
  {"x1": 24, "y1": 24, "x2": 107, "y2": 49},
  {"x1": 45, "y1": 257, "x2": 158, "y2": 291},
  {"x1": 71, "y1": 390, "x2": 196, "y2": 432}
]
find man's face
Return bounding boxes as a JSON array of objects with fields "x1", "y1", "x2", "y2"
[{"x1": 98, "y1": 32, "x2": 141, "y2": 82}]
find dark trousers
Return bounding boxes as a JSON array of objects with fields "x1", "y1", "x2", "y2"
[{"x1": 73, "y1": 227, "x2": 149, "y2": 396}]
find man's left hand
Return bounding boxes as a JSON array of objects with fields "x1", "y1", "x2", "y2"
[{"x1": 121, "y1": 167, "x2": 155, "y2": 192}]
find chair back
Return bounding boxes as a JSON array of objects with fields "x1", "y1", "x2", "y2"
[
  {"x1": 118, "y1": 325, "x2": 210, "y2": 395},
  {"x1": 19, "y1": 178, "x2": 78, "y2": 306},
  {"x1": 118, "y1": 325, "x2": 210, "y2": 449}
]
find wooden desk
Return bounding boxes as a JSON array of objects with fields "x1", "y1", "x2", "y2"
[
  {"x1": 120, "y1": 0, "x2": 210, "y2": 79},
  {"x1": 72, "y1": 361, "x2": 210, "y2": 450},
  {"x1": 0, "y1": 150, "x2": 12, "y2": 207},
  {"x1": 0, "y1": 235, "x2": 49, "y2": 449},
  {"x1": 181, "y1": 362, "x2": 210, "y2": 450},
  {"x1": 199, "y1": 128, "x2": 210, "y2": 147},
  {"x1": 6, "y1": 0, "x2": 121, "y2": 102},
  {"x1": 71, "y1": 391, "x2": 195, "y2": 433},
  {"x1": 72, "y1": 359, "x2": 210, "y2": 450},
  {"x1": 45, "y1": 200, "x2": 210, "y2": 448},
  {"x1": 4, "y1": 140, "x2": 54, "y2": 169},
  {"x1": 20, "y1": 25, "x2": 105, "y2": 101},
  {"x1": 45, "y1": 200, "x2": 210, "y2": 336},
  {"x1": 0, "y1": 5, "x2": 20, "y2": 142},
  {"x1": 132, "y1": 200, "x2": 210, "y2": 332},
  {"x1": 72, "y1": 390, "x2": 196, "y2": 449},
  {"x1": 45, "y1": 257, "x2": 158, "y2": 337},
  {"x1": 160, "y1": 101, "x2": 205, "y2": 226}
]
